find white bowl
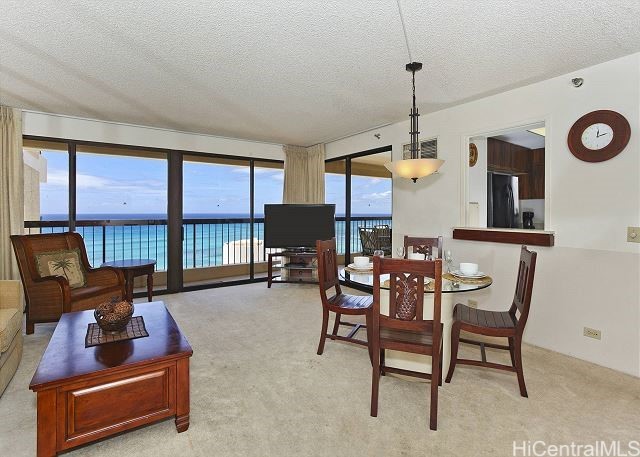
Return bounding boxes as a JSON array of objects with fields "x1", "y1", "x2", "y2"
[
  {"x1": 354, "y1": 256, "x2": 369, "y2": 267},
  {"x1": 459, "y1": 262, "x2": 479, "y2": 275},
  {"x1": 408, "y1": 253, "x2": 425, "y2": 260}
]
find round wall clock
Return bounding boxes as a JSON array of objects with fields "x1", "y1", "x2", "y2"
[
  {"x1": 567, "y1": 110, "x2": 630, "y2": 162},
  {"x1": 469, "y1": 143, "x2": 478, "y2": 167}
]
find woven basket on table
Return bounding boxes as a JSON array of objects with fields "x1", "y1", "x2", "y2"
[{"x1": 94, "y1": 299, "x2": 134, "y2": 333}]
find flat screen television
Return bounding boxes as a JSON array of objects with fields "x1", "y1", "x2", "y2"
[{"x1": 263, "y1": 204, "x2": 336, "y2": 250}]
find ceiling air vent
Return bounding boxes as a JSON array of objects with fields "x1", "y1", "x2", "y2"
[{"x1": 402, "y1": 137, "x2": 438, "y2": 160}]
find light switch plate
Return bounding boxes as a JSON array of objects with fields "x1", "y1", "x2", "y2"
[{"x1": 628, "y1": 227, "x2": 640, "y2": 243}]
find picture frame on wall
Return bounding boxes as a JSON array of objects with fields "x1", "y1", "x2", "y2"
[{"x1": 402, "y1": 137, "x2": 438, "y2": 159}]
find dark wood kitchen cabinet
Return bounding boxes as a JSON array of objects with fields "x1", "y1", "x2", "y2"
[
  {"x1": 487, "y1": 138, "x2": 531, "y2": 174},
  {"x1": 487, "y1": 139, "x2": 544, "y2": 200},
  {"x1": 530, "y1": 148, "x2": 545, "y2": 199}
]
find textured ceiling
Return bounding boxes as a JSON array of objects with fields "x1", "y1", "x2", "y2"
[
  {"x1": 494, "y1": 130, "x2": 545, "y2": 150},
  {"x1": 1, "y1": 1, "x2": 639, "y2": 146}
]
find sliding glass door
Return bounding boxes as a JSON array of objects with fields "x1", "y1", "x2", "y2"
[
  {"x1": 350, "y1": 151, "x2": 392, "y2": 256},
  {"x1": 75, "y1": 145, "x2": 168, "y2": 295},
  {"x1": 183, "y1": 155, "x2": 251, "y2": 286},
  {"x1": 253, "y1": 160, "x2": 284, "y2": 279},
  {"x1": 22, "y1": 139, "x2": 70, "y2": 232},
  {"x1": 22, "y1": 135, "x2": 285, "y2": 296},
  {"x1": 325, "y1": 159, "x2": 347, "y2": 260},
  {"x1": 325, "y1": 147, "x2": 392, "y2": 265}
]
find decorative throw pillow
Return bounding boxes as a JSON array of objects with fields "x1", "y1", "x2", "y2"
[{"x1": 35, "y1": 248, "x2": 87, "y2": 289}]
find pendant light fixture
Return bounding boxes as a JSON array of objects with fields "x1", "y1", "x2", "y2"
[{"x1": 384, "y1": 1, "x2": 444, "y2": 183}]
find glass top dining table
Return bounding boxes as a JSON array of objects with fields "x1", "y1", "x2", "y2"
[{"x1": 339, "y1": 268, "x2": 492, "y2": 293}]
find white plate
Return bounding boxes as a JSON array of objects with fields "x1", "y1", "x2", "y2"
[
  {"x1": 348, "y1": 263, "x2": 374, "y2": 270},
  {"x1": 452, "y1": 270, "x2": 486, "y2": 278}
]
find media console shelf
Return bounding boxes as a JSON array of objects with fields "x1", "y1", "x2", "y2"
[{"x1": 267, "y1": 251, "x2": 318, "y2": 287}]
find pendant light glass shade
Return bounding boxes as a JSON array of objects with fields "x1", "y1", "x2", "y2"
[{"x1": 384, "y1": 158, "x2": 444, "y2": 183}]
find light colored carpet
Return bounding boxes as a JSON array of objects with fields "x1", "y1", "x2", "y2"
[{"x1": 1, "y1": 283, "x2": 639, "y2": 457}]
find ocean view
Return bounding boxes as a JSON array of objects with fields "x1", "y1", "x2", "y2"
[{"x1": 32, "y1": 213, "x2": 392, "y2": 270}]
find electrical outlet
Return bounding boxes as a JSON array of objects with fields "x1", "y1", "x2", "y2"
[
  {"x1": 467, "y1": 299, "x2": 478, "y2": 309},
  {"x1": 628, "y1": 227, "x2": 640, "y2": 243},
  {"x1": 583, "y1": 327, "x2": 601, "y2": 340}
]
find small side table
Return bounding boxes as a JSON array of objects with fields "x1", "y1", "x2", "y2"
[{"x1": 101, "y1": 259, "x2": 156, "y2": 302}]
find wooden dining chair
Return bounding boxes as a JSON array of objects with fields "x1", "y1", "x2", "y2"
[
  {"x1": 316, "y1": 238, "x2": 373, "y2": 357},
  {"x1": 404, "y1": 235, "x2": 443, "y2": 259},
  {"x1": 445, "y1": 246, "x2": 537, "y2": 397},
  {"x1": 370, "y1": 256, "x2": 443, "y2": 430}
]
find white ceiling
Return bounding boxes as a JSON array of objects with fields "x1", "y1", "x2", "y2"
[
  {"x1": 352, "y1": 151, "x2": 392, "y2": 166},
  {"x1": 493, "y1": 131, "x2": 545, "y2": 150},
  {"x1": 1, "y1": 1, "x2": 639, "y2": 146}
]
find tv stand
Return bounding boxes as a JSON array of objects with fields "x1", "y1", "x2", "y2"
[
  {"x1": 285, "y1": 247, "x2": 315, "y2": 253},
  {"x1": 267, "y1": 250, "x2": 318, "y2": 287}
]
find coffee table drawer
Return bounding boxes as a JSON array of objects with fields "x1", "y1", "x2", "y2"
[{"x1": 57, "y1": 362, "x2": 176, "y2": 449}]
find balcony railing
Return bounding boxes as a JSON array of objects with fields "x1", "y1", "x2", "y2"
[{"x1": 24, "y1": 216, "x2": 392, "y2": 271}]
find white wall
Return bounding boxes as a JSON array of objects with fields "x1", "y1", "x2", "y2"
[
  {"x1": 21, "y1": 111, "x2": 285, "y2": 160},
  {"x1": 468, "y1": 136, "x2": 487, "y2": 227},
  {"x1": 326, "y1": 53, "x2": 640, "y2": 376}
]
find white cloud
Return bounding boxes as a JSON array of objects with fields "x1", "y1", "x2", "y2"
[
  {"x1": 362, "y1": 190, "x2": 392, "y2": 200},
  {"x1": 76, "y1": 173, "x2": 111, "y2": 189},
  {"x1": 45, "y1": 169, "x2": 69, "y2": 186},
  {"x1": 46, "y1": 170, "x2": 111, "y2": 189}
]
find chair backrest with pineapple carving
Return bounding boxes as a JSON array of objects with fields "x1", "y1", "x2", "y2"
[{"x1": 372, "y1": 257, "x2": 442, "y2": 339}]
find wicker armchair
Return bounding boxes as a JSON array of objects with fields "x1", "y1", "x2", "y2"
[
  {"x1": 11, "y1": 232, "x2": 125, "y2": 334},
  {"x1": 358, "y1": 227, "x2": 377, "y2": 256},
  {"x1": 374, "y1": 225, "x2": 392, "y2": 256}
]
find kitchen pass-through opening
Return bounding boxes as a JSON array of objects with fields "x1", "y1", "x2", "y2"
[{"x1": 468, "y1": 122, "x2": 546, "y2": 230}]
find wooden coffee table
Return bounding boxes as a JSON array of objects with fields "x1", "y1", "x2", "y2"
[{"x1": 29, "y1": 302, "x2": 192, "y2": 457}]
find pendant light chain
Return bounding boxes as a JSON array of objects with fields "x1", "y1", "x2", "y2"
[
  {"x1": 396, "y1": 0, "x2": 413, "y2": 62},
  {"x1": 410, "y1": 67, "x2": 419, "y2": 159}
]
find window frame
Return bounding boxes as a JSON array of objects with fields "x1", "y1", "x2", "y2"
[{"x1": 22, "y1": 135, "x2": 285, "y2": 294}]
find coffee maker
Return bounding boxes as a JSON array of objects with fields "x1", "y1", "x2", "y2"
[{"x1": 522, "y1": 211, "x2": 535, "y2": 229}]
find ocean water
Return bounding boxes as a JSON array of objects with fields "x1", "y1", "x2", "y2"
[{"x1": 34, "y1": 213, "x2": 392, "y2": 270}]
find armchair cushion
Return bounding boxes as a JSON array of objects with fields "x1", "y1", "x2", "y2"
[
  {"x1": 35, "y1": 248, "x2": 87, "y2": 289},
  {"x1": 0, "y1": 307, "x2": 21, "y2": 353},
  {"x1": 69, "y1": 284, "x2": 123, "y2": 312}
]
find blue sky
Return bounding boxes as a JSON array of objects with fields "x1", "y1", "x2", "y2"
[{"x1": 39, "y1": 151, "x2": 391, "y2": 216}]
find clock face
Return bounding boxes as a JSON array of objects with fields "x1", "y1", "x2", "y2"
[{"x1": 581, "y1": 123, "x2": 614, "y2": 150}]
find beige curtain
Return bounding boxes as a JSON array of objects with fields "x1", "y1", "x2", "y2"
[
  {"x1": 0, "y1": 106, "x2": 24, "y2": 280},
  {"x1": 282, "y1": 143, "x2": 325, "y2": 204}
]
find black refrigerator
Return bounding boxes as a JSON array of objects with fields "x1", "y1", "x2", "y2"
[{"x1": 487, "y1": 172, "x2": 519, "y2": 228}]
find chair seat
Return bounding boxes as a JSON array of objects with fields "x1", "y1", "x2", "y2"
[
  {"x1": 380, "y1": 327, "x2": 435, "y2": 348},
  {"x1": 327, "y1": 294, "x2": 373, "y2": 312},
  {"x1": 454, "y1": 303, "x2": 517, "y2": 330}
]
